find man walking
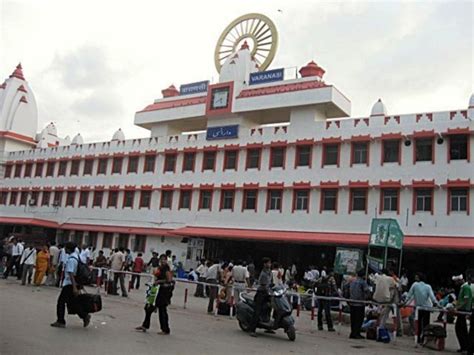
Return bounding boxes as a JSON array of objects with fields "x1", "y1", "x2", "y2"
[
  {"x1": 349, "y1": 269, "x2": 370, "y2": 339},
  {"x1": 20, "y1": 244, "x2": 36, "y2": 285},
  {"x1": 50, "y1": 242, "x2": 90, "y2": 328},
  {"x1": 3, "y1": 237, "x2": 24, "y2": 279},
  {"x1": 316, "y1": 271, "x2": 337, "y2": 332},
  {"x1": 110, "y1": 247, "x2": 127, "y2": 297},
  {"x1": 206, "y1": 260, "x2": 220, "y2": 313},
  {"x1": 46, "y1": 241, "x2": 60, "y2": 286},
  {"x1": 455, "y1": 272, "x2": 473, "y2": 353},
  {"x1": 131, "y1": 253, "x2": 144, "y2": 290},
  {"x1": 372, "y1": 269, "x2": 397, "y2": 328},
  {"x1": 194, "y1": 259, "x2": 208, "y2": 297},
  {"x1": 231, "y1": 260, "x2": 250, "y2": 302},
  {"x1": 249, "y1": 257, "x2": 273, "y2": 337}
]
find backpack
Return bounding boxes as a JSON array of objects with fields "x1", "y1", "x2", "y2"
[{"x1": 71, "y1": 256, "x2": 93, "y2": 286}]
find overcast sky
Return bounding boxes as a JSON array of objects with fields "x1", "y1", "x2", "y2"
[{"x1": 1, "y1": 0, "x2": 472, "y2": 142}]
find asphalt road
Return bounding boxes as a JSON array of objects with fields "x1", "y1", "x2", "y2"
[{"x1": 0, "y1": 278, "x2": 461, "y2": 355}]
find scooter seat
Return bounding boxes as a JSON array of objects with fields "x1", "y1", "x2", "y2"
[{"x1": 242, "y1": 294, "x2": 255, "y2": 307}]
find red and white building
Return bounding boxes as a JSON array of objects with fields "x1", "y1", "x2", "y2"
[{"x1": 1, "y1": 43, "x2": 473, "y2": 272}]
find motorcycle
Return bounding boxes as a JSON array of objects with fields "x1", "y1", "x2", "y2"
[{"x1": 236, "y1": 285, "x2": 296, "y2": 341}]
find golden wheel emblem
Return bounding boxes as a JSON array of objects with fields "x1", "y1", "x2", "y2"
[{"x1": 214, "y1": 13, "x2": 278, "y2": 73}]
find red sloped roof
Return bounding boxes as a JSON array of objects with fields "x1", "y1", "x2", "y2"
[
  {"x1": 138, "y1": 96, "x2": 207, "y2": 113},
  {"x1": 169, "y1": 226, "x2": 474, "y2": 250}
]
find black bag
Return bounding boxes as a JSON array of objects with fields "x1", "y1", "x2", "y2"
[
  {"x1": 422, "y1": 324, "x2": 447, "y2": 339},
  {"x1": 78, "y1": 293, "x2": 102, "y2": 313},
  {"x1": 71, "y1": 256, "x2": 93, "y2": 286}
]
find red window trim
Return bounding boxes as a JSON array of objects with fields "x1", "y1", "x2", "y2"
[
  {"x1": 23, "y1": 163, "x2": 33, "y2": 177},
  {"x1": 242, "y1": 188, "x2": 258, "y2": 212},
  {"x1": 139, "y1": 189, "x2": 152, "y2": 208},
  {"x1": 321, "y1": 142, "x2": 340, "y2": 168},
  {"x1": 111, "y1": 157, "x2": 123, "y2": 175},
  {"x1": 245, "y1": 147, "x2": 262, "y2": 170},
  {"x1": 143, "y1": 154, "x2": 156, "y2": 173},
  {"x1": 127, "y1": 155, "x2": 139, "y2": 174},
  {"x1": 182, "y1": 151, "x2": 196, "y2": 172},
  {"x1": 107, "y1": 190, "x2": 119, "y2": 208},
  {"x1": 122, "y1": 190, "x2": 135, "y2": 209},
  {"x1": 265, "y1": 188, "x2": 283, "y2": 213},
  {"x1": 92, "y1": 190, "x2": 103, "y2": 208},
  {"x1": 198, "y1": 189, "x2": 213, "y2": 211},
  {"x1": 35, "y1": 162, "x2": 44, "y2": 177},
  {"x1": 14, "y1": 163, "x2": 23, "y2": 178},
  {"x1": 202, "y1": 150, "x2": 217, "y2": 172},
  {"x1": 413, "y1": 136, "x2": 435, "y2": 165},
  {"x1": 160, "y1": 190, "x2": 174, "y2": 209},
  {"x1": 97, "y1": 158, "x2": 108, "y2": 175},
  {"x1": 292, "y1": 188, "x2": 310, "y2": 213},
  {"x1": 295, "y1": 144, "x2": 313, "y2": 168},
  {"x1": 447, "y1": 134, "x2": 470, "y2": 163},
  {"x1": 379, "y1": 188, "x2": 400, "y2": 215},
  {"x1": 269, "y1": 146, "x2": 286, "y2": 170},
  {"x1": 412, "y1": 188, "x2": 434, "y2": 215},
  {"x1": 219, "y1": 189, "x2": 235, "y2": 211},
  {"x1": 223, "y1": 149, "x2": 239, "y2": 171},
  {"x1": 179, "y1": 189, "x2": 193, "y2": 210},
  {"x1": 348, "y1": 188, "x2": 368, "y2": 214},
  {"x1": 65, "y1": 190, "x2": 76, "y2": 207},
  {"x1": 319, "y1": 188, "x2": 338, "y2": 214},
  {"x1": 82, "y1": 159, "x2": 94, "y2": 176},
  {"x1": 447, "y1": 187, "x2": 470, "y2": 216},
  {"x1": 78, "y1": 190, "x2": 90, "y2": 208},
  {"x1": 350, "y1": 140, "x2": 370, "y2": 167},
  {"x1": 380, "y1": 136, "x2": 402, "y2": 166}
]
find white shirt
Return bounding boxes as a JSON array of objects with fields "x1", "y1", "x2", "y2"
[
  {"x1": 232, "y1": 265, "x2": 249, "y2": 283},
  {"x1": 311, "y1": 269, "x2": 320, "y2": 280},
  {"x1": 20, "y1": 247, "x2": 36, "y2": 265},
  {"x1": 12, "y1": 243, "x2": 24, "y2": 256},
  {"x1": 321, "y1": 270, "x2": 327, "y2": 278},
  {"x1": 59, "y1": 248, "x2": 68, "y2": 264},
  {"x1": 80, "y1": 248, "x2": 91, "y2": 264},
  {"x1": 196, "y1": 264, "x2": 207, "y2": 277},
  {"x1": 206, "y1": 264, "x2": 220, "y2": 280},
  {"x1": 49, "y1": 245, "x2": 60, "y2": 265}
]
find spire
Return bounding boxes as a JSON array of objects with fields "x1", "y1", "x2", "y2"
[
  {"x1": 17, "y1": 85, "x2": 27, "y2": 93},
  {"x1": 10, "y1": 63, "x2": 25, "y2": 80},
  {"x1": 19, "y1": 96, "x2": 28, "y2": 103},
  {"x1": 240, "y1": 40, "x2": 250, "y2": 50}
]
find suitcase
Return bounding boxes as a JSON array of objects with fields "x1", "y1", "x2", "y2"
[{"x1": 78, "y1": 293, "x2": 102, "y2": 313}]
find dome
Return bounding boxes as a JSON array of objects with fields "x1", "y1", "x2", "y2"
[
  {"x1": 71, "y1": 133, "x2": 84, "y2": 145},
  {"x1": 45, "y1": 122, "x2": 57, "y2": 136},
  {"x1": 111, "y1": 128, "x2": 125, "y2": 141},
  {"x1": 61, "y1": 135, "x2": 71, "y2": 146},
  {"x1": 299, "y1": 61, "x2": 325, "y2": 79},
  {"x1": 370, "y1": 99, "x2": 387, "y2": 117}
]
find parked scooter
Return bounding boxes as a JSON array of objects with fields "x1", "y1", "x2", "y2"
[{"x1": 236, "y1": 285, "x2": 296, "y2": 341}]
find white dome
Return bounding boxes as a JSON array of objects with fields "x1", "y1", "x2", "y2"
[
  {"x1": 111, "y1": 128, "x2": 125, "y2": 141},
  {"x1": 45, "y1": 122, "x2": 57, "y2": 136},
  {"x1": 71, "y1": 133, "x2": 83, "y2": 145},
  {"x1": 60, "y1": 135, "x2": 71, "y2": 146},
  {"x1": 370, "y1": 99, "x2": 387, "y2": 117}
]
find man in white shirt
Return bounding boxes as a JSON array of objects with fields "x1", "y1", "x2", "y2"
[
  {"x1": 56, "y1": 245, "x2": 68, "y2": 287},
  {"x1": 232, "y1": 260, "x2": 250, "y2": 301},
  {"x1": 80, "y1": 245, "x2": 91, "y2": 264},
  {"x1": 206, "y1": 260, "x2": 221, "y2": 313},
  {"x1": 3, "y1": 237, "x2": 24, "y2": 279},
  {"x1": 373, "y1": 269, "x2": 398, "y2": 327},
  {"x1": 194, "y1": 259, "x2": 208, "y2": 297},
  {"x1": 46, "y1": 241, "x2": 60, "y2": 286},
  {"x1": 109, "y1": 247, "x2": 127, "y2": 297},
  {"x1": 20, "y1": 244, "x2": 37, "y2": 285}
]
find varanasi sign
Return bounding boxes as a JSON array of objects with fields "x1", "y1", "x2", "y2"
[
  {"x1": 180, "y1": 80, "x2": 209, "y2": 95},
  {"x1": 249, "y1": 68, "x2": 284, "y2": 85},
  {"x1": 206, "y1": 125, "x2": 239, "y2": 140}
]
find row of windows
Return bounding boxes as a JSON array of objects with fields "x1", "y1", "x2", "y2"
[
  {"x1": 4, "y1": 134, "x2": 469, "y2": 179},
  {"x1": 57, "y1": 231, "x2": 146, "y2": 253},
  {"x1": 0, "y1": 187, "x2": 469, "y2": 214}
]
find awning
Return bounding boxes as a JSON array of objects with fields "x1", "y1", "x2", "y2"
[{"x1": 169, "y1": 226, "x2": 474, "y2": 250}]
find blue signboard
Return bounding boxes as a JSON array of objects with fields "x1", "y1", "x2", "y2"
[
  {"x1": 180, "y1": 80, "x2": 209, "y2": 95},
  {"x1": 206, "y1": 125, "x2": 239, "y2": 141},
  {"x1": 249, "y1": 68, "x2": 284, "y2": 85}
]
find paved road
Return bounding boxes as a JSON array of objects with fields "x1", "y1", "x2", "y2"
[{"x1": 0, "y1": 279, "x2": 460, "y2": 354}]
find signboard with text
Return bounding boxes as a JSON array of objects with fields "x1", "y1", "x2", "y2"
[
  {"x1": 249, "y1": 68, "x2": 284, "y2": 85},
  {"x1": 369, "y1": 218, "x2": 404, "y2": 250},
  {"x1": 333, "y1": 248, "x2": 363, "y2": 274},
  {"x1": 206, "y1": 125, "x2": 239, "y2": 140},
  {"x1": 180, "y1": 80, "x2": 209, "y2": 95}
]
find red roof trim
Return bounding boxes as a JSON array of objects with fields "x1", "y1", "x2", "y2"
[
  {"x1": 411, "y1": 179, "x2": 436, "y2": 188},
  {"x1": 378, "y1": 180, "x2": 402, "y2": 188},
  {"x1": 237, "y1": 80, "x2": 327, "y2": 99},
  {"x1": 318, "y1": 180, "x2": 340, "y2": 188},
  {"x1": 220, "y1": 183, "x2": 236, "y2": 190},
  {"x1": 348, "y1": 180, "x2": 370, "y2": 188},
  {"x1": 443, "y1": 127, "x2": 472, "y2": 136},
  {"x1": 138, "y1": 96, "x2": 207, "y2": 113},
  {"x1": 442, "y1": 179, "x2": 471, "y2": 188},
  {"x1": 266, "y1": 182, "x2": 284, "y2": 189},
  {"x1": 411, "y1": 129, "x2": 436, "y2": 138},
  {"x1": 379, "y1": 132, "x2": 403, "y2": 140},
  {"x1": 0, "y1": 131, "x2": 37, "y2": 145},
  {"x1": 243, "y1": 183, "x2": 259, "y2": 189}
]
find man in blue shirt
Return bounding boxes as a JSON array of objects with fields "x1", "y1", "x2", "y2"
[
  {"x1": 404, "y1": 272, "x2": 438, "y2": 344},
  {"x1": 50, "y1": 242, "x2": 90, "y2": 328}
]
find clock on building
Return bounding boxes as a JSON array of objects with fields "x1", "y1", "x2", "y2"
[
  {"x1": 206, "y1": 82, "x2": 234, "y2": 116},
  {"x1": 211, "y1": 87, "x2": 229, "y2": 109}
]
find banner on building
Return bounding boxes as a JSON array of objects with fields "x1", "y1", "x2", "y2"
[
  {"x1": 369, "y1": 218, "x2": 404, "y2": 250},
  {"x1": 249, "y1": 68, "x2": 284, "y2": 85},
  {"x1": 206, "y1": 125, "x2": 239, "y2": 140},
  {"x1": 333, "y1": 247, "x2": 363, "y2": 274}
]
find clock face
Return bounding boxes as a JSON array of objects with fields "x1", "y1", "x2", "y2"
[{"x1": 211, "y1": 88, "x2": 229, "y2": 109}]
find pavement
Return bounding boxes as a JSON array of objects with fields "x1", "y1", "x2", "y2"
[{"x1": 0, "y1": 277, "x2": 463, "y2": 355}]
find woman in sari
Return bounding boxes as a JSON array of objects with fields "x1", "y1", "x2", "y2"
[{"x1": 34, "y1": 244, "x2": 50, "y2": 286}]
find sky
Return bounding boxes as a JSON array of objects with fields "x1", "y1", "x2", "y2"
[{"x1": 1, "y1": 0, "x2": 472, "y2": 142}]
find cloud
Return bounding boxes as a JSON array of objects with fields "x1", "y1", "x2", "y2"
[{"x1": 70, "y1": 89, "x2": 123, "y2": 117}]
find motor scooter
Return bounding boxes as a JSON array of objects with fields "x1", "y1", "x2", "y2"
[{"x1": 236, "y1": 285, "x2": 296, "y2": 341}]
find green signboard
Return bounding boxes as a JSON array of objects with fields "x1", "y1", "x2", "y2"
[
  {"x1": 369, "y1": 218, "x2": 404, "y2": 250},
  {"x1": 334, "y1": 247, "x2": 363, "y2": 274}
]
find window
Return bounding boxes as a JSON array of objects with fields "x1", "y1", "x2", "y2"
[
  {"x1": 321, "y1": 189, "x2": 337, "y2": 212},
  {"x1": 14, "y1": 164, "x2": 22, "y2": 178},
  {"x1": 0, "y1": 191, "x2": 7, "y2": 205},
  {"x1": 93, "y1": 191, "x2": 103, "y2": 207},
  {"x1": 70, "y1": 160, "x2": 80, "y2": 176},
  {"x1": 382, "y1": 139, "x2": 400, "y2": 164},
  {"x1": 220, "y1": 190, "x2": 235, "y2": 210},
  {"x1": 323, "y1": 144, "x2": 339, "y2": 166},
  {"x1": 179, "y1": 190, "x2": 192, "y2": 209},
  {"x1": 35, "y1": 162, "x2": 44, "y2": 177},
  {"x1": 84, "y1": 232, "x2": 98, "y2": 248},
  {"x1": 243, "y1": 189, "x2": 258, "y2": 210},
  {"x1": 450, "y1": 188, "x2": 468, "y2": 213},
  {"x1": 24, "y1": 163, "x2": 32, "y2": 177},
  {"x1": 139, "y1": 190, "x2": 152, "y2": 208},
  {"x1": 382, "y1": 189, "x2": 398, "y2": 212},
  {"x1": 415, "y1": 189, "x2": 432, "y2": 213},
  {"x1": 351, "y1": 189, "x2": 367, "y2": 212},
  {"x1": 133, "y1": 235, "x2": 146, "y2": 253},
  {"x1": 123, "y1": 190, "x2": 135, "y2": 208},
  {"x1": 41, "y1": 191, "x2": 51, "y2": 206},
  {"x1": 112, "y1": 157, "x2": 123, "y2": 174},
  {"x1": 246, "y1": 148, "x2": 261, "y2": 169},
  {"x1": 270, "y1": 147, "x2": 285, "y2": 168},
  {"x1": 45, "y1": 162, "x2": 55, "y2": 177},
  {"x1": 164, "y1": 153, "x2": 177, "y2": 172},
  {"x1": 415, "y1": 138, "x2": 433, "y2": 162},
  {"x1": 224, "y1": 150, "x2": 238, "y2": 170},
  {"x1": 160, "y1": 190, "x2": 173, "y2": 209},
  {"x1": 9, "y1": 191, "x2": 18, "y2": 205},
  {"x1": 267, "y1": 190, "x2": 283, "y2": 211},
  {"x1": 202, "y1": 151, "x2": 216, "y2": 171},
  {"x1": 182, "y1": 152, "x2": 195, "y2": 172},
  {"x1": 118, "y1": 234, "x2": 129, "y2": 249},
  {"x1": 296, "y1": 146, "x2": 311, "y2": 167},
  {"x1": 127, "y1": 156, "x2": 139, "y2": 173},
  {"x1": 449, "y1": 135, "x2": 468, "y2": 161},
  {"x1": 30, "y1": 191, "x2": 39, "y2": 206},
  {"x1": 102, "y1": 232, "x2": 113, "y2": 249},
  {"x1": 107, "y1": 190, "x2": 119, "y2": 208},
  {"x1": 20, "y1": 191, "x2": 28, "y2": 206},
  {"x1": 352, "y1": 142, "x2": 368, "y2": 165},
  {"x1": 199, "y1": 190, "x2": 213, "y2": 210},
  {"x1": 53, "y1": 191, "x2": 63, "y2": 206},
  {"x1": 97, "y1": 158, "x2": 108, "y2": 175},
  {"x1": 144, "y1": 155, "x2": 156, "y2": 172},
  {"x1": 4, "y1": 164, "x2": 12, "y2": 178},
  {"x1": 83, "y1": 159, "x2": 93, "y2": 175},
  {"x1": 58, "y1": 161, "x2": 67, "y2": 176},
  {"x1": 79, "y1": 191, "x2": 89, "y2": 207},
  {"x1": 66, "y1": 191, "x2": 76, "y2": 207},
  {"x1": 294, "y1": 189, "x2": 309, "y2": 211}
]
